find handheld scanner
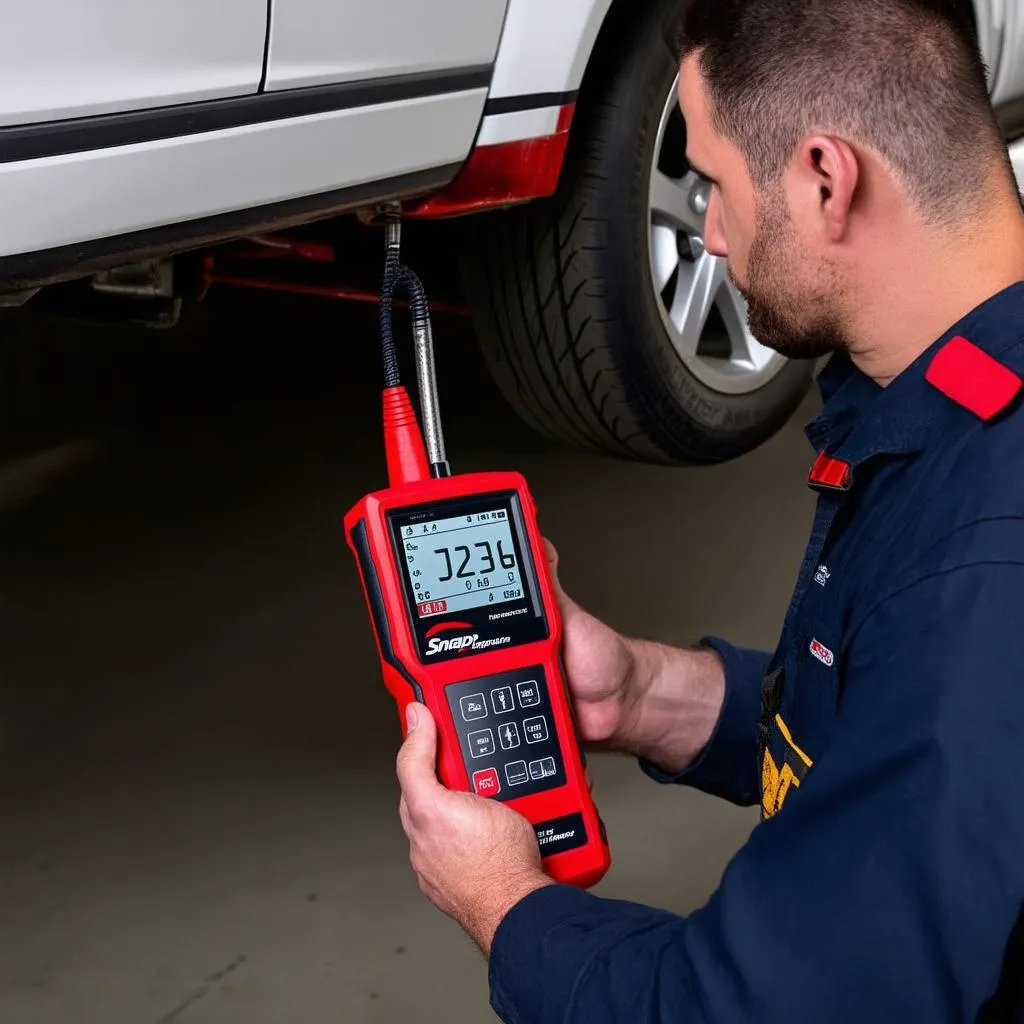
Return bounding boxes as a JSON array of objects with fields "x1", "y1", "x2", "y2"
[{"x1": 345, "y1": 470, "x2": 611, "y2": 889}]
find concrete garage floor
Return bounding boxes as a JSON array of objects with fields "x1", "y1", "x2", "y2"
[{"x1": 0, "y1": 291, "x2": 817, "y2": 1023}]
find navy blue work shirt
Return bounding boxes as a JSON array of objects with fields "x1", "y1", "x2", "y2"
[{"x1": 488, "y1": 282, "x2": 1024, "y2": 1022}]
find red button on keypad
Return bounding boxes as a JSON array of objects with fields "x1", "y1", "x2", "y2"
[{"x1": 472, "y1": 768, "x2": 501, "y2": 798}]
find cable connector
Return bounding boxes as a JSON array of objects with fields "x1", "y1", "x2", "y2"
[
  {"x1": 383, "y1": 385, "x2": 430, "y2": 487},
  {"x1": 384, "y1": 208, "x2": 401, "y2": 255}
]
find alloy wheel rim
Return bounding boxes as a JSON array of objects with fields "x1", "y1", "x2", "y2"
[{"x1": 647, "y1": 75, "x2": 787, "y2": 396}]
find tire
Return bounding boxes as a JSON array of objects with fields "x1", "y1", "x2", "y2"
[{"x1": 461, "y1": 0, "x2": 814, "y2": 466}]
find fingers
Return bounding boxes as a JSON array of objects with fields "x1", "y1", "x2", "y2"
[{"x1": 396, "y1": 703, "x2": 441, "y2": 813}]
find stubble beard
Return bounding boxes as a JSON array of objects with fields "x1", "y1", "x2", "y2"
[{"x1": 733, "y1": 197, "x2": 849, "y2": 361}]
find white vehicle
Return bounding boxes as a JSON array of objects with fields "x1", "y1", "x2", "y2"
[{"x1": 2, "y1": 0, "x2": 1022, "y2": 464}]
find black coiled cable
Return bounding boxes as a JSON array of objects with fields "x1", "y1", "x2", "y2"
[
  {"x1": 379, "y1": 245, "x2": 402, "y2": 388},
  {"x1": 379, "y1": 249, "x2": 431, "y2": 389}
]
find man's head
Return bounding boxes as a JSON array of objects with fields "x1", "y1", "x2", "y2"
[{"x1": 674, "y1": 0, "x2": 1016, "y2": 359}]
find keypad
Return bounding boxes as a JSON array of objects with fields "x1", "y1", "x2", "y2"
[
  {"x1": 459, "y1": 694, "x2": 487, "y2": 721},
  {"x1": 468, "y1": 728, "x2": 495, "y2": 758},
  {"x1": 445, "y1": 665, "x2": 566, "y2": 802},
  {"x1": 523, "y1": 716, "x2": 548, "y2": 744},
  {"x1": 490, "y1": 687, "x2": 515, "y2": 715},
  {"x1": 517, "y1": 680, "x2": 541, "y2": 707},
  {"x1": 472, "y1": 768, "x2": 500, "y2": 798},
  {"x1": 498, "y1": 721, "x2": 521, "y2": 750}
]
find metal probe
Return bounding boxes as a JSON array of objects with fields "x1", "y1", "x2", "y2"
[{"x1": 413, "y1": 301, "x2": 449, "y2": 477}]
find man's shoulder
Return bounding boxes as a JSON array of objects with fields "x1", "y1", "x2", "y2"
[
  {"x1": 897, "y1": 402, "x2": 1024, "y2": 579},
  {"x1": 924, "y1": 327, "x2": 1024, "y2": 505},
  {"x1": 946, "y1": 388, "x2": 1024, "y2": 506}
]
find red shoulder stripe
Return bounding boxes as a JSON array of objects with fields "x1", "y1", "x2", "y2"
[{"x1": 925, "y1": 335, "x2": 1022, "y2": 421}]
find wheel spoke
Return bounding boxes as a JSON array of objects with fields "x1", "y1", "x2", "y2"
[
  {"x1": 650, "y1": 224, "x2": 680, "y2": 293},
  {"x1": 716, "y1": 280, "x2": 777, "y2": 372},
  {"x1": 669, "y1": 252, "x2": 728, "y2": 356},
  {"x1": 646, "y1": 72, "x2": 790, "y2": 396},
  {"x1": 650, "y1": 169, "x2": 705, "y2": 236}
]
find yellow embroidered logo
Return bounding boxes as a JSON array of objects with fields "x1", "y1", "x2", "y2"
[{"x1": 761, "y1": 715, "x2": 814, "y2": 819}]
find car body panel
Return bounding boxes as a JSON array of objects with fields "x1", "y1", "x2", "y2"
[
  {"x1": 992, "y1": 0, "x2": 1024, "y2": 118},
  {"x1": 264, "y1": 0, "x2": 507, "y2": 92},
  {"x1": 0, "y1": 89, "x2": 488, "y2": 262},
  {"x1": 0, "y1": 0, "x2": 267, "y2": 127},
  {"x1": 975, "y1": 0, "x2": 1006, "y2": 94},
  {"x1": 487, "y1": 0, "x2": 613, "y2": 99},
  {"x1": 475, "y1": 106, "x2": 566, "y2": 147}
]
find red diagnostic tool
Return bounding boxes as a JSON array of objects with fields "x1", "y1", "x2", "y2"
[{"x1": 345, "y1": 218, "x2": 610, "y2": 889}]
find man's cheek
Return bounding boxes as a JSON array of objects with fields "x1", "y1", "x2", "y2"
[
  {"x1": 726, "y1": 245, "x2": 750, "y2": 293},
  {"x1": 731, "y1": 236, "x2": 755, "y2": 287}
]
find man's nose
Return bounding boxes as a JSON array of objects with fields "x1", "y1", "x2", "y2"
[{"x1": 702, "y1": 189, "x2": 728, "y2": 258}]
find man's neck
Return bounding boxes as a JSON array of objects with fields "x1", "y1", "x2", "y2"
[{"x1": 846, "y1": 190, "x2": 1024, "y2": 387}]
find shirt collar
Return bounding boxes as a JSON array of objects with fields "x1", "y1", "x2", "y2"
[{"x1": 804, "y1": 280, "x2": 1024, "y2": 467}]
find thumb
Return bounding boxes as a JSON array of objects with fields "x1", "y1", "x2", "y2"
[
  {"x1": 396, "y1": 702, "x2": 441, "y2": 805},
  {"x1": 543, "y1": 537, "x2": 575, "y2": 613},
  {"x1": 543, "y1": 537, "x2": 565, "y2": 595},
  {"x1": 543, "y1": 537, "x2": 559, "y2": 573}
]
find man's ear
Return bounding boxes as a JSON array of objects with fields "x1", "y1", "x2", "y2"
[{"x1": 791, "y1": 134, "x2": 860, "y2": 242}]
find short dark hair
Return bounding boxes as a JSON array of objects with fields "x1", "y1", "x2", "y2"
[{"x1": 673, "y1": 0, "x2": 1012, "y2": 217}]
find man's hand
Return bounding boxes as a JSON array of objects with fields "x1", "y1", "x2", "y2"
[
  {"x1": 396, "y1": 702, "x2": 553, "y2": 955},
  {"x1": 547, "y1": 539, "x2": 727, "y2": 774},
  {"x1": 545, "y1": 539, "x2": 645, "y2": 746}
]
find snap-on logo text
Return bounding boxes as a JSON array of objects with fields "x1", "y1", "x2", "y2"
[
  {"x1": 426, "y1": 633, "x2": 479, "y2": 655},
  {"x1": 425, "y1": 633, "x2": 512, "y2": 656}
]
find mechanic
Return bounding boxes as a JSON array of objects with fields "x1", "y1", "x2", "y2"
[{"x1": 394, "y1": 0, "x2": 1024, "y2": 1019}]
